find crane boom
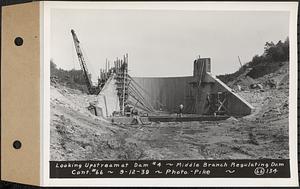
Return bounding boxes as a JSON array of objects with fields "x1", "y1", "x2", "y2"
[
  {"x1": 71, "y1": 29, "x2": 94, "y2": 94},
  {"x1": 238, "y1": 56, "x2": 243, "y2": 68}
]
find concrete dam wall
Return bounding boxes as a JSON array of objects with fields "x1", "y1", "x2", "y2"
[
  {"x1": 99, "y1": 57, "x2": 254, "y2": 116},
  {"x1": 131, "y1": 76, "x2": 194, "y2": 113},
  {"x1": 130, "y1": 58, "x2": 254, "y2": 116}
]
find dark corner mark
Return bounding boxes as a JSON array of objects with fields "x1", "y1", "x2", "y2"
[{"x1": 1, "y1": 0, "x2": 33, "y2": 6}]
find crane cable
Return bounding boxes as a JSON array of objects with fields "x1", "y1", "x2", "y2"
[
  {"x1": 128, "y1": 78, "x2": 156, "y2": 112},
  {"x1": 128, "y1": 76, "x2": 165, "y2": 108},
  {"x1": 127, "y1": 90, "x2": 154, "y2": 112},
  {"x1": 128, "y1": 82, "x2": 155, "y2": 112},
  {"x1": 128, "y1": 85, "x2": 154, "y2": 112},
  {"x1": 127, "y1": 82, "x2": 153, "y2": 111}
]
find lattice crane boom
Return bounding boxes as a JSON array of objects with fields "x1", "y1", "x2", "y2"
[{"x1": 71, "y1": 29, "x2": 94, "y2": 94}]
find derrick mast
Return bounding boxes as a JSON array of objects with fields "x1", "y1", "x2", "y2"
[{"x1": 71, "y1": 29, "x2": 96, "y2": 94}]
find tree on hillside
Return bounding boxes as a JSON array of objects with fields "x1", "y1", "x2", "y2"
[
  {"x1": 264, "y1": 37, "x2": 289, "y2": 62},
  {"x1": 50, "y1": 60, "x2": 88, "y2": 92},
  {"x1": 217, "y1": 36, "x2": 289, "y2": 83},
  {"x1": 282, "y1": 37, "x2": 289, "y2": 60}
]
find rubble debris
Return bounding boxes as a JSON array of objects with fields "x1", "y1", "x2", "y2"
[
  {"x1": 87, "y1": 103, "x2": 103, "y2": 117},
  {"x1": 226, "y1": 116, "x2": 238, "y2": 122},
  {"x1": 265, "y1": 79, "x2": 277, "y2": 89},
  {"x1": 248, "y1": 132, "x2": 259, "y2": 145},
  {"x1": 50, "y1": 76, "x2": 58, "y2": 84},
  {"x1": 237, "y1": 85, "x2": 242, "y2": 91},
  {"x1": 250, "y1": 83, "x2": 263, "y2": 89}
]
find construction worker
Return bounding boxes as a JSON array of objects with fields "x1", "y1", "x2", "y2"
[
  {"x1": 178, "y1": 104, "x2": 184, "y2": 117},
  {"x1": 124, "y1": 105, "x2": 132, "y2": 117},
  {"x1": 131, "y1": 108, "x2": 143, "y2": 125}
]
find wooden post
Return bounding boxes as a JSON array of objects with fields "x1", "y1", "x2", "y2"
[
  {"x1": 238, "y1": 56, "x2": 243, "y2": 68},
  {"x1": 122, "y1": 61, "x2": 126, "y2": 115},
  {"x1": 121, "y1": 54, "x2": 129, "y2": 115},
  {"x1": 105, "y1": 58, "x2": 108, "y2": 75}
]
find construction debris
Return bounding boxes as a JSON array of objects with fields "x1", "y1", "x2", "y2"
[
  {"x1": 87, "y1": 102, "x2": 103, "y2": 117},
  {"x1": 250, "y1": 83, "x2": 263, "y2": 90},
  {"x1": 226, "y1": 116, "x2": 238, "y2": 122}
]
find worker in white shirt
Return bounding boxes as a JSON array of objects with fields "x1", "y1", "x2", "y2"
[{"x1": 178, "y1": 104, "x2": 184, "y2": 117}]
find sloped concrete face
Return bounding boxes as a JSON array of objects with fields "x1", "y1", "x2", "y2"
[
  {"x1": 130, "y1": 58, "x2": 254, "y2": 116},
  {"x1": 97, "y1": 76, "x2": 120, "y2": 117},
  {"x1": 207, "y1": 74, "x2": 254, "y2": 116},
  {"x1": 192, "y1": 58, "x2": 254, "y2": 116}
]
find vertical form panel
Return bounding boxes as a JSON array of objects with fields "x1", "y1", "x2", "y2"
[
  {"x1": 132, "y1": 77, "x2": 194, "y2": 113},
  {"x1": 205, "y1": 58, "x2": 211, "y2": 73},
  {"x1": 1, "y1": 2, "x2": 40, "y2": 186}
]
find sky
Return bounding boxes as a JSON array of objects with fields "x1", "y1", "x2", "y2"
[{"x1": 51, "y1": 9, "x2": 289, "y2": 82}]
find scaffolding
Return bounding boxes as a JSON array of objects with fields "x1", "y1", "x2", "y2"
[{"x1": 114, "y1": 54, "x2": 129, "y2": 115}]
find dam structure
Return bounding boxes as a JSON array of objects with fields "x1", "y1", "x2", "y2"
[
  {"x1": 98, "y1": 57, "x2": 254, "y2": 119},
  {"x1": 70, "y1": 29, "x2": 253, "y2": 119}
]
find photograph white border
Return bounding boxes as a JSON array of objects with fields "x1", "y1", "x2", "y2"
[{"x1": 41, "y1": 1, "x2": 298, "y2": 187}]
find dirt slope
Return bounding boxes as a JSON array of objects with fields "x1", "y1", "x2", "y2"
[{"x1": 226, "y1": 61, "x2": 289, "y2": 92}]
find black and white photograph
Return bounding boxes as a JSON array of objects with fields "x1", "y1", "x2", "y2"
[
  {"x1": 45, "y1": 1, "x2": 298, "y2": 186},
  {"x1": 50, "y1": 6, "x2": 290, "y2": 160}
]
